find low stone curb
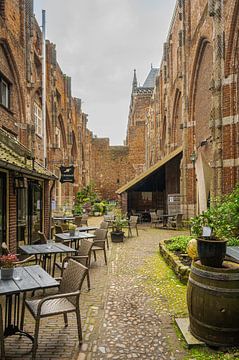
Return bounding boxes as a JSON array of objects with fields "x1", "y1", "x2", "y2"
[{"x1": 158, "y1": 239, "x2": 191, "y2": 284}]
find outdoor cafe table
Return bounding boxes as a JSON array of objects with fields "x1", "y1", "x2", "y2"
[
  {"x1": 19, "y1": 243, "x2": 77, "y2": 273},
  {"x1": 52, "y1": 216, "x2": 75, "y2": 223},
  {"x1": 0, "y1": 265, "x2": 58, "y2": 344},
  {"x1": 76, "y1": 226, "x2": 97, "y2": 232},
  {"x1": 55, "y1": 231, "x2": 95, "y2": 249}
]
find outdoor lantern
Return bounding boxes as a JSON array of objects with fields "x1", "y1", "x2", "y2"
[
  {"x1": 14, "y1": 176, "x2": 28, "y2": 190},
  {"x1": 189, "y1": 151, "x2": 197, "y2": 165}
]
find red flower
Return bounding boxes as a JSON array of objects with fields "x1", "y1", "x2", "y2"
[{"x1": 0, "y1": 254, "x2": 18, "y2": 268}]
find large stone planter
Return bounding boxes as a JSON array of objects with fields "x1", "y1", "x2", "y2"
[{"x1": 1, "y1": 267, "x2": 14, "y2": 280}]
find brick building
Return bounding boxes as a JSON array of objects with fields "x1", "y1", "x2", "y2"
[
  {"x1": 90, "y1": 67, "x2": 158, "y2": 200},
  {"x1": 0, "y1": 0, "x2": 91, "y2": 251},
  {"x1": 118, "y1": 0, "x2": 239, "y2": 219}
]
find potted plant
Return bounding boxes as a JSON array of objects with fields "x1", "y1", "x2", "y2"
[
  {"x1": 0, "y1": 254, "x2": 18, "y2": 280},
  {"x1": 110, "y1": 213, "x2": 128, "y2": 243},
  {"x1": 68, "y1": 222, "x2": 77, "y2": 236},
  {"x1": 93, "y1": 202, "x2": 103, "y2": 216},
  {"x1": 191, "y1": 208, "x2": 228, "y2": 268}
]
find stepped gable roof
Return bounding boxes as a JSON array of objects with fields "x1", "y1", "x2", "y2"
[{"x1": 142, "y1": 67, "x2": 159, "y2": 88}]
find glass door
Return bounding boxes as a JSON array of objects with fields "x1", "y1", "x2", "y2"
[
  {"x1": 0, "y1": 172, "x2": 6, "y2": 252},
  {"x1": 28, "y1": 181, "x2": 42, "y2": 244},
  {"x1": 17, "y1": 188, "x2": 28, "y2": 246}
]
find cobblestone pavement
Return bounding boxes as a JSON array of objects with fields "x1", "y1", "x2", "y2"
[{"x1": 3, "y1": 218, "x2": 187, "y2": 359}]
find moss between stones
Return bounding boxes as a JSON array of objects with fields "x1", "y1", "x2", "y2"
[{"x1": 159, "y1": 239, "x2": 190, "y2": 284}]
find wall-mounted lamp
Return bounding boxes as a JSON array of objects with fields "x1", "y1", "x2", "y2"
[
  {"x1": 190, "y1": 151, "x2": 197, "y2": 165},
  {"x1": 14, "y1": 176, "x2": 28, "y2": 191}
]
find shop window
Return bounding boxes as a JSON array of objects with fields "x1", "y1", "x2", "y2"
[
  {"x1": 0, "y1": 77, "x2": 10, "y2": 108},
  {"x1": 34, "y1": 102, "x2": 42, "y2": 136}
]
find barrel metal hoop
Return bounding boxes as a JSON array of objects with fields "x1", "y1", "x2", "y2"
[
  {"x1": 190, "y1": 314, "x2": 239, "y2": 333},
  {"x1": 189, "y1": 278, "x2": 239, "y2": 293},
  {"x1": 191, "y1": 266, "x2": 239, "y2": 281}
]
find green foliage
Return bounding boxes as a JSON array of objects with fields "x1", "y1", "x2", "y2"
[
  {"x1": 112, "y1": 207, "x2": 128, "y2": 232},
  {"x1": 191, "y1": 186, "x2": 239, "y2": 241},
  {"x1": 166, "y1": 235, "x2": 193, "y2": 253},
  {"x1": 76, "y1": 183, "x2": 98, "y2": 205},
  {"x1": 74, "y1": 203, "x2": 83, "y2": 215}
]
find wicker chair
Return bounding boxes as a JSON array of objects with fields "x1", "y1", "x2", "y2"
[
  {"x1": 1, "y1": 242, "x2": 36, "y2": 266},
  {"x1": 128, "y1": 216, "x2": 139, "y2": 236},
  {"x1": 80, "y1": 214, "x2": 88, "y2": 226},
  {"x1": 53, "y1": 238, "x2": 93, "y2": 290},
  {"x1": 168, "y1": 213, "x2": 183, "y2": 229},
  {"x1": 23, "y1": 259, "x2": 87, "y2": 360},
  {"x1": 74, "y1": 215, "x2": 82, "y2": 227},
  {"x1": 150, "y1": 212, "x2": 160, "y2": 227},
  {"x1": 99, "y1": 221, "x2": 109, "y2": 249},
  {"x1": 90, "y1": 229, "x2": 108, "y2": 265}
]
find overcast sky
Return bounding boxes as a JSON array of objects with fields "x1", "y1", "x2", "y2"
[{"x1": 34, "y1": 0, "x2": 176, "y2": 145}]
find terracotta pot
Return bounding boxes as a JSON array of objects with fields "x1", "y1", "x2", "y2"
[{"x1": 1, "y1": 267, "x2": 14, "y2": 280}]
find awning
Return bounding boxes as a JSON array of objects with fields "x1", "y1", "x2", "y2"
[
  {"x1": 116, "y1": 146, "x2": 183, "y2": 194},
  {"x1": 0, "y1": 128, "x2": 57, "y2": 180}
]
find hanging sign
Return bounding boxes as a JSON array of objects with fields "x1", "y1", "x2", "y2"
[{"x1": 60, "y1": 165, "x2": 75, "y2": 183}]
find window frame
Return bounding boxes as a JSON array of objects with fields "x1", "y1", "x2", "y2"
[
  {"x1": 34, "y1": 102, "x2": 43, "y2": 137},
  {"x1": 0, "y1": 76, "x2": 10, "y2": 109}
]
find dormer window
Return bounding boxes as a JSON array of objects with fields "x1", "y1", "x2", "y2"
[
  {"x1": 34, "y1": 102, "x2": 42, "y2": 137},
  {"x1": 0, "y1": 77, "x2": 10, "y2": 109}
]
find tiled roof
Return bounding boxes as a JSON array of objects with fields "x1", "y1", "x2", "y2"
[
  {"x1": 142, "y1": 68, "x2": 159, "y2": 88},
  {"x1": 0, "y1": 129, "x2": 56, "y2": 180}
]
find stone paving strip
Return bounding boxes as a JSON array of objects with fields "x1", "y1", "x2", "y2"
[{"x1": 3, "y1": 219, "x2": 187, "y2": 359}]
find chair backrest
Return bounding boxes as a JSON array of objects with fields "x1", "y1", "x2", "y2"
[
  {"x1": 176, "y1": 213, "x2": 183, "y2": 226},
  {"x1": 55, "y1": 225, "x2": 64, "y2": 234},
  {"x1": 129, "y1": 216, "x2": 138, "y2": 225},
  {"x1": 78, "y1": 238, "x2": 93, "y2": 257},
  {"x1": 74, "y1": 216, "x2": 82, "y2": 227},
  {"x1": 150, "y1": 212, "x2": 157, "y2": 221},
  {"x1": 1, "y1": 242, "x2": 10, "y2": 255},
  {"x1": 82, "y1": 214, "x2": 88, "y2": 220},
  {"x1": 38, "y1": 231, "x2": 47, "y2": 244},
  {"x1": 94, "y1": 228, "x2": 107, "y2": 240},
  {"x1": 59, "y1": 259, "x2": 87, "y2": 305},
  {"x1": 100, "y1": 221, "x2": 109, "y2": 230},
  {"x1": 156, "y1": 209, "x2": 163, "y2": 216}
]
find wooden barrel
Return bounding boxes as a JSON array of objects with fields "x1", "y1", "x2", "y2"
[{"x1": 187, "y1": 260, "x2": 239, "y2": 346}]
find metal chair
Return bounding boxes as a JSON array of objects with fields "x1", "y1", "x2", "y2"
[
  {"x1": 23, "y1": 259, "x2": 87, "y2": 360},
  {"x1": 53, "y1": 238, "x2": 93, "y2": 290},
  {"x1": 90, "y1": 229, "x2": 108, "y2": 265},
  {"x1": 128, "y1": 216, "x2": 139, "y2": 236},
  {"x1": 99, "y1": 221, "x2": 109, "y2": 249}
]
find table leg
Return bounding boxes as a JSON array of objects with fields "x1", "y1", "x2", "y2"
[{"x1": 4, "y1": 294, "x2": 34, "y2": 343}]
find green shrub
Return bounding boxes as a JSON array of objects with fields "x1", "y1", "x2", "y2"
[
  {"x1": 166, "y1": 235, "x2": 193, "y2": 253},
  {"x1": 191, "y1": 185, "x2": 239, "y2": 241}
]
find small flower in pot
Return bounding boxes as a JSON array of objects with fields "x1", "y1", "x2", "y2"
[
  {"x1": 68, "y1": 222, "x2": 77, "y2": 236},
  {"x1": 0, "y1": 254, "x2": 18, "y2": 280}
]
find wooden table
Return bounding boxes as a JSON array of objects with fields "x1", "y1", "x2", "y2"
[
  {"x1": 0, "y1": 265, "x2": 58, "y2": 343},
  {"x1": 19, "y1": 243, "x2": 77, "y2": 273},
  {"x1": 55, "y1": 231, "x2": 95, "y2": 249}
]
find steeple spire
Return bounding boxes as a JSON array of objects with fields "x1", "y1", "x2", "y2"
[{"x1": 132, "y1": 69, "x2": 137, "y2": 93}]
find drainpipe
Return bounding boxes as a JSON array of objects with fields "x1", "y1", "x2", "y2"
[
  {"x1": 42, "y1": 10, "x2": 47, "y2": 168},
  {"x1": 49, "y1": 180, "x2": 56, "y2": 238}
]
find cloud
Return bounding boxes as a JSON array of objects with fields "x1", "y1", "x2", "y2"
[{"x1": 34, "y1": 0, "x2": 176, "y2": 144}]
